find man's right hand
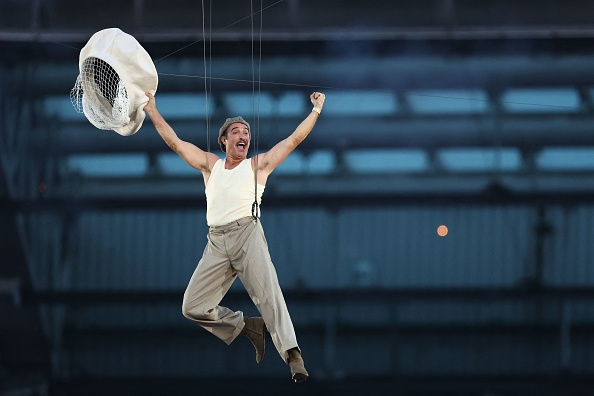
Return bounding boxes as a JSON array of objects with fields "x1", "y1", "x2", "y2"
[{"x1": 144, "y1": 92, "x2": 157, "y2": 115}]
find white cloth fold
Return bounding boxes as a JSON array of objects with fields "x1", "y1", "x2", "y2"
[{"x1": 76, "y1": 28, "x2": 158, "y2": 136}]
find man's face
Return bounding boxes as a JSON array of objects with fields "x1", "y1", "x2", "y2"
[{"x1": 223, "y1": 122, "x2": 251, "y2": 158}]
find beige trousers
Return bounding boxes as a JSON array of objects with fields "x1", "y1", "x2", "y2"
[{"x1": 182, "y1": 216, "x2": 299, "y2": 362}]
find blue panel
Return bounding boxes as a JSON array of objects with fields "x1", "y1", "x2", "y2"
[
  {"x1": 322, "y1": 91, "x2": 397, "y2": 115},
  {"x1": 544, "y1": 206, "x2": 594, "y2": 286},
  {"x1": 439, "y1": 148, "x2": 522, "y2": 171},
  {"x1": 153, "y1": 93, "x2": 214, "y2": 117},
  {"x1": 345, "y1": 149, "x2": 428, "y2": 173},
  {"x1": 274, "y1": 150, "x2": 335, "y2": 174},
  {"x1": 537, "y1": 147, "x2": 594, "y2": 170},
  {"x1": 223, "y1": 92, "x2": 274, "y2": 116},
  {"x1": 43, "y1": 96, "x2": 86, "y2": 121},
  {"x1": 52, "y1": 205, "x2": 594, "y2": 294},
  {"x1": 502, "y1": 88, "x2": 580, "y2": 113},
  {"x1": 407, "y1": 89, "x2": 488, "y2": 114},
  {"x1": 277, "y1": 91, "x2": 307, "y2": 116},
  {"x1": 67, "y1": 154, "x2": 149, "y2": 177}
]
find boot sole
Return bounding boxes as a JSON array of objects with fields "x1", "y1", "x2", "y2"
[{"x1": 292, "y1": 372, "x2": 308, "y2": 383}]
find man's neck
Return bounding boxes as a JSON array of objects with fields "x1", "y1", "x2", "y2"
[{"x1": 225, "y1": 156, "x2": 245, "y2": 169}]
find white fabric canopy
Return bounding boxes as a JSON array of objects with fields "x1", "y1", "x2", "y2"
[{"x1": 73, "y1": 28, "x2": 158, "y2": 136}]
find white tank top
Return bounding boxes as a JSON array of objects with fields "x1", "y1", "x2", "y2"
[{"x1": 205, "y1": 158, "x2": 265, "y2": 226}]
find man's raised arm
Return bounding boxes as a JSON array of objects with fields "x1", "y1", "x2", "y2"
[
  {"x1": 144, "y1": 93, "x2": 218, "y2": 173},
  {"x1": 256, "y1": 92, "x2": 325, "y2": 176}
]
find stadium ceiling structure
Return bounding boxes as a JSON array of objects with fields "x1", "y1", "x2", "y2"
[
  {"x1": 3, "y1": 1, "x2": 594, "y2": 394},
  {"x1": 1, "y1": 0, "x2": 594, "y2": 207}
]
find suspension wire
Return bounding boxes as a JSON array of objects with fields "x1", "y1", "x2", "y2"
[
  {"x1": 250, "y1": 0, "x2": 264, "y2": 220},
  {"x1": 41, "y1": 0, "x2": 582, "y2": 112},
  {"x1": 256, "y1": 0, "x2": 263, "y2": 157},
  {"x1": 148, "y1": 0, "x2": 576, "y2": 112},
  {"x1": 154, "y1": 0, "x2": 286, "y2": 63},
  {"x1": 36, "y1": 0, "x2": 583, "y2": 112},
  {"x1": 158, "y1": 73, "x2": 361, "y2": 91},
  {"x1": 158, "y1": 71, "x2": 581, "y2": 110},
  {"x1": 201, "y1": 0, "x2": 211, "y2": 152},
  {"x1": 256, "y1": 0, "x2": 264, "y2": 219},
  {"x1": 250, "y1": 0, "x2": 257, "y2": 218},
  {"x1": 35, "y1": 0, "x2": 287, "y2": 64},
  {"x1": 208, "y1": 0, "x2": 213, "y2": 152}
]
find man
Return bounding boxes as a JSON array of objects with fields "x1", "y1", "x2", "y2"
[{"x1": 144, "y1": 91, "x2": 325, "y2": 382}]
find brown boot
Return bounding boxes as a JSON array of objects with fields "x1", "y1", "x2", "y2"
[
  {"x1": 287, "y1": 348, "x2": 309, "y2": 383},
  {"x1": 241, "y1": 316, "x2": 266, "y2": 364}
]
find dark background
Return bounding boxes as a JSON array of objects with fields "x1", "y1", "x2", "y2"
[{"x1": 2, "y1": 1, "x2": 594, "y2": 395}]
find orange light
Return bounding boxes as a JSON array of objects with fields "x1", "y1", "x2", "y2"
[
  {"x1": 38, "y1": 182, "x2": 47, "y2": 193},
  {"x1": 437, "y1": 225, "x2": 448, "y2": 237}
]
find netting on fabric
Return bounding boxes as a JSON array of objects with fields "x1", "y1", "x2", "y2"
[{"x1": 70, "y1": 57, "x2": 130, "y2": 130}]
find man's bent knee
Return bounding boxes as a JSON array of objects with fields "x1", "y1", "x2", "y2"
[{"x1": 181, "y1": 300, "x2": 213, "y2": 321}]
